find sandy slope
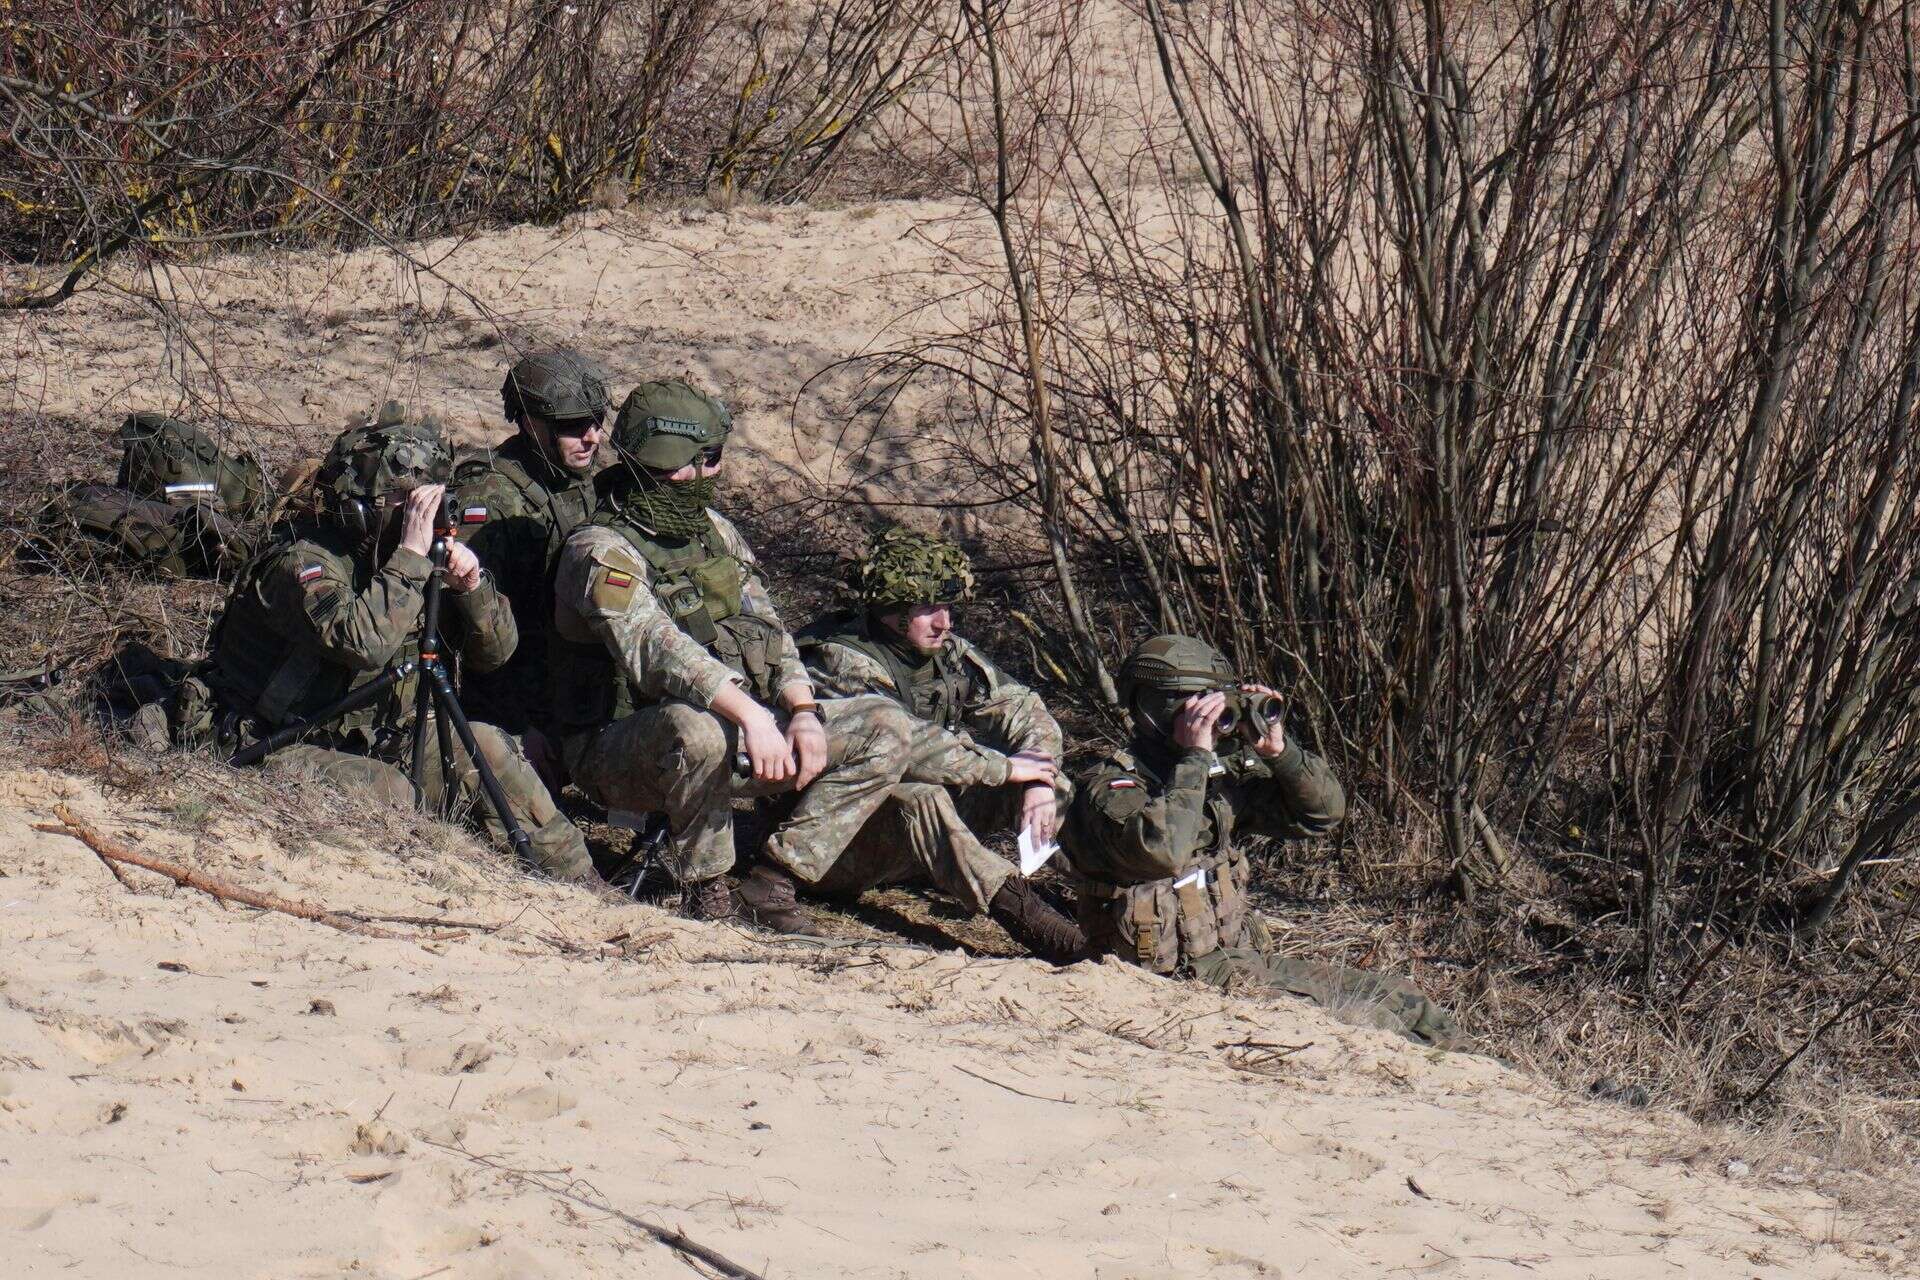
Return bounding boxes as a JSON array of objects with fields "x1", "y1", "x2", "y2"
[{"x1": 0, "y1": 762, "x2": 1897, "y2": 1280}]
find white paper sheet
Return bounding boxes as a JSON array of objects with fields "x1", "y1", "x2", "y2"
[{"x1": 1018, "y1": 824, "x2": 1060, "y2": 876}]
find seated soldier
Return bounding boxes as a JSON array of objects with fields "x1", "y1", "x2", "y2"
[
  {"x1": 201, "y1": 408, "x2": 596, "y2": 883},
  {"x1": 454, "y1": 350, "x2": 609, "y2": 756},
  {"x1": 551, "y1": 381, "x2": 1011, "y2": 927},
  {"x1": 794, "y1": 528, "x2": 1084, "y2": 962},
  {"x1": 1065, "y1": 634, "x2": 1465, "y2": 1048}
]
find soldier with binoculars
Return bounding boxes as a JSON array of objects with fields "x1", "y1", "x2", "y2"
[{"x1": 1064, "y1": 634, "x2": 1465, "y2": 1048}]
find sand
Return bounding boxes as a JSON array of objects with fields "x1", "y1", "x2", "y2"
[{"x1": 0, "y1": 762, "x2": 1903, "y2": 1279}]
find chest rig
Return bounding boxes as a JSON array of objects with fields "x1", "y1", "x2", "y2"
[
  {"x1": 801, "y1": 610, "x2": 973, "y2": 730},
  {"x1": 1073, "y1": 748, "x2": 1252, "y2": 975}
]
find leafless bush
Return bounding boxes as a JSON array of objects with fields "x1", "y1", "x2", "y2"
[
  {"x1": 872, "y1": 0, "x2": 1920, "y2": 1136},
  {"x1": 0, "y1": 0, "x2": 946, "y2": 306}
]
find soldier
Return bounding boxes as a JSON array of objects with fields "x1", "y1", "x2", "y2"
[
  {"x1": 550, "y1": 379, "x2": 1054, "y2": 928},
  {"x1": 1065, "y1": 635, "x2": 1465, "y2": 1048},
  {"x1": 794, "y1": 528, "x2": 1085, "y2": 961},
  {"x1": 202, "y1": 410, "x2": 596, "y2": 883},
  {"x1": 453, "y1": 351, "x2": 610, "y2": 755}
]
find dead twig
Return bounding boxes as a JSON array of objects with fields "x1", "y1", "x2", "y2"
[
  {"x1": 38, "y1": 805, "x2": 404, "y2": 939},
  {"x1": 416, "y1": 1137, "x2": 771, "y2": 1280},
  {"x1": 953, "y1": 1063, "x2": 1076, "y2": 1105}
]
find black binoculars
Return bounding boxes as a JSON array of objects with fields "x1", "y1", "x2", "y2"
[{"x1": 1214, "y1": 689, "x2": 1282, "y2": 741}]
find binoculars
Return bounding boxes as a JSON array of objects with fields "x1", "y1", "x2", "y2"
[{"x1": 1214, "y1": 689, "x2": 1282, "y2": 741}]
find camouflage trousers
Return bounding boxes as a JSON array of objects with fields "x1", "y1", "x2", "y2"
[
  {"x1": 809, "y1": 770, "x2": 1075, "y2": 914},
  {"x1": 1188, "y1": 946, "x2": 1468, "y2": 1051},
  {"x1": 270, "y1": 722, "x2": 594, "y2": 882},
  {"x1": 564, "y1": 695, "x2": 918, "y2": 886}
]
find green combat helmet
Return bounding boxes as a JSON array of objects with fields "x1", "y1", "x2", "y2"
[
  {"x1": 117, "y1": 411, "x2": 271, "y2": 519},
  {"x1": 502, "y1": 349, "x2": 610, "y2": 425},
  {"x1": 610, "y1": 378, "x2": 732, "y2": 471},
  {"x1": 1118, "y1": 634, "x2": 1280, "y2": 743},
  {"x1": 317, "y1": 404, "x2": 453, "y2": 539},
  {"x1": 851, "y1": 527, "x2": 976, "y2": 608}
]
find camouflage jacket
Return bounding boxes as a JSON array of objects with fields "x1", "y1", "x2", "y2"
[
  {"x1": 1066, "y1": 738, "x2": 1345, "y2": 887},
  {"x1": 206, "y1": 523, "x2": 516, "y2": 744},
  {"x1": 452, "y1": 435, "x2": 599, "y2": 732},
  {"x1": 552, "y1": 505, "x2": 808, "y2": 725},
  {"x1": 799, "y1": 609, "x2": 1060, "y2": 789}
]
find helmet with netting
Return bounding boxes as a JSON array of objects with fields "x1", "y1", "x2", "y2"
[
  {"x1": 851, "y1": 527, "x2": 975, "y2": 608},
  {"x1": 317, "y1": 404, "x2": 452, "y2": 509}
]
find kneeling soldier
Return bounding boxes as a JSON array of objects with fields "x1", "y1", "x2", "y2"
[
  {"x1": 1066, "y1": 635, "x2": 1464, "y2": 1048},
  {"x1": 795, "y1": 528, "x2": 1084, "y2": 961},
  {"x1": 552, "y1": 381, "x2": 992, "y2": 928},
  {"x1": 203, "y1": 409, "x2": 595, "y2": 882}
]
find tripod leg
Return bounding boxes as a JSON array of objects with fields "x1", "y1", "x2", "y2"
[
  {"x1": 424, "y1": 658, "x2": 534, "y2": 865},
  {"x1": 409, "y1": 672, "x2": 434, "y2": 811},
  {"x1": 228, "y1": 663, "x2": 414, "y2": 768},
  {"x1": 434, "y1": 695, "x2": 457, "y2": 811}
]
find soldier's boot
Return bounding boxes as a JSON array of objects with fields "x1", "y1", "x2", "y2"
[
  {"x1": 682, "y1": 875, "x2": 742, "y2": 922},
  {"x1": 988, "y1": 878, "x2": 1086, "y2": 964},
  {"x1": 735, "y1": 864, "x2": 811, "y2": 935}
]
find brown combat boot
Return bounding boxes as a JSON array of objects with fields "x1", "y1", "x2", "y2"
[
  {"x1": 989, "y1": 877, "x2": 1087, "y2": 965},
  {"x1": 681, "y1": 875, "x2": 741, "y2": 922},
  {"x1": 735, "y1": 864, "x2": 811, "y2": 935}
]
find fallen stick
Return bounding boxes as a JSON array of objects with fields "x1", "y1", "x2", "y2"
[
  {"x1": 36, "y1": 805, "x2": 404, "y2": 940},
  {"x1": 417, "y1": 1138, "x2": 771, "y2": 1280}
]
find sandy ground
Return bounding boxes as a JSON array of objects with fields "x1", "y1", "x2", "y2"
[{"x1": 0, "y1": 761, "x2": 1904, "y2": 1280}]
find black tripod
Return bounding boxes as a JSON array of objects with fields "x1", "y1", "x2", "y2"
[{"x1": 228, "y1": 527, "x2": 534, "y2": 864}]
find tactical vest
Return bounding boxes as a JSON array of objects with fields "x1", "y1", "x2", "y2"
[
  {"x1": 34, "y1": 484, "x2": 206, "y2": 577},
  {"x1": 551, "y1": 509, "x2": 781, "y2": 735},
  {"x1": 797, "y1": 610, "x2": 972, "y2": 730},
  {"x1": 1072, "y1": 750, "x2": 1251, "y2": 975},
  {"x1": 205, "y1": 532, "x2": 419, "y2": 746}
]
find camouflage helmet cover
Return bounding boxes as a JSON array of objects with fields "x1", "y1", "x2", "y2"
[
  {"x1": 611, "y1": 379, "x2": 732, "y2": 471},
  {"x1": 853, "y1": 527, "x2": 975, "y2": 608},
  {"x1": 502, "y1": 349, "x2": 611, "y2": 424},
  {"x1": 1116, "y1": 634, "x2": 1237, "y2": 705},
  {"x1": 318, "y1": 404, "x2": 453, "y2": 505}
]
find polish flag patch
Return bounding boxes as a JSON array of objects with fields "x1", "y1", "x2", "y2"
[
  {"x1": 461, "y1": 506, "x2": 488, "y2": 524},
  {"x1": 1107, "y1": 778, "x2": 1140, "y2": 790},
  {"x1": 604, "y1": 570, "x2": 635, "y2": 589},
  {"x1": 296, "y1": 563, "x2": 326, "y2": 584}
]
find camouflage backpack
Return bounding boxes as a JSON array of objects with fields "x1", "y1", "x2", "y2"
[{"x1": 30, "y1": 414, "x2": 268, "y2": 577}]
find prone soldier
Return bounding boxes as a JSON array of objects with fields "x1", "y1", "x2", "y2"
[
  {"x1": 198, "y1": 409, "x2": 596, "y2": 882},
  {"x1": 1065, "y1": 634, "x2": 1465, "y2": 1048},
  {"x1": 550, "y1": 381, "x2": 1010, "y2": 927},
  {"x1": 794, "y1": 528, "x2": 1085, "y2": 961}
]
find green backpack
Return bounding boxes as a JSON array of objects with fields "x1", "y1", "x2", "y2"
[
  {"x1": 29, "y1": 414, "x2": 269, "y2": 577},
  {"x1": 116, "y1": 412, "x2": 270, "y2": 518}
]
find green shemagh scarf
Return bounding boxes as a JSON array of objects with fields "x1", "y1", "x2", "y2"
[{"x1": 617, "y1": 474, "x2": 718, "y2": 539}]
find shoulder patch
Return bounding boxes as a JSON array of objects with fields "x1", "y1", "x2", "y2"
[
  {"x1": 296, "y1": 563, "x2": 326, "y2": 585},
  {"x1": 590, "y1": 565, "x2": 639, "y2": 611},
  {"x1": 1107, "y1": 777, "x2": 1140, "y2": 790},
  {"x1": 460, "y1": 505, "x2": 488, "y2": 525}
]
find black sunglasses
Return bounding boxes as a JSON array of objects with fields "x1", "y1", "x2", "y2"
[{"x1": 550, "y1": 413, "x2": 606, "y2": 438}]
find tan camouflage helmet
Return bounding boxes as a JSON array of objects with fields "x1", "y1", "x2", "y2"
[
  {"x1": 612, "y1": 379, "x2": 733, "y2": 471},
  {"x1": 852, "y1": 527, "x2": 976, "y2": 608},
  {"x1": 317, "y1": 403, "x2": 452, "y2": 505}
]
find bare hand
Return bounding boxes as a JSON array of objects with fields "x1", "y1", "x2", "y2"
[
  {"x1": 1020, "y1": 784, "x2": 1059, "y2": 845},
  {"x1": 1172, "y1": 690, "x2": 1228, "y2": 753},
  {"x1": 398, "y1": 484, "x2": 445, "y2": 558},
  {"x1": 1243, "y1": 682, "x2": 1287, "y2": 757},
  {"x1": 740, "y1": 703, "x2": 796, "y2": 784},
  {"x1": 442, "y1": 540, "x2": 483, "y2": 593},
  {"x1": 1005, "y1": 750, "x2": 1057, "y2": 788},
  {"x1": 787, "y1": 711, "x2": 828, "y2": 789}
]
